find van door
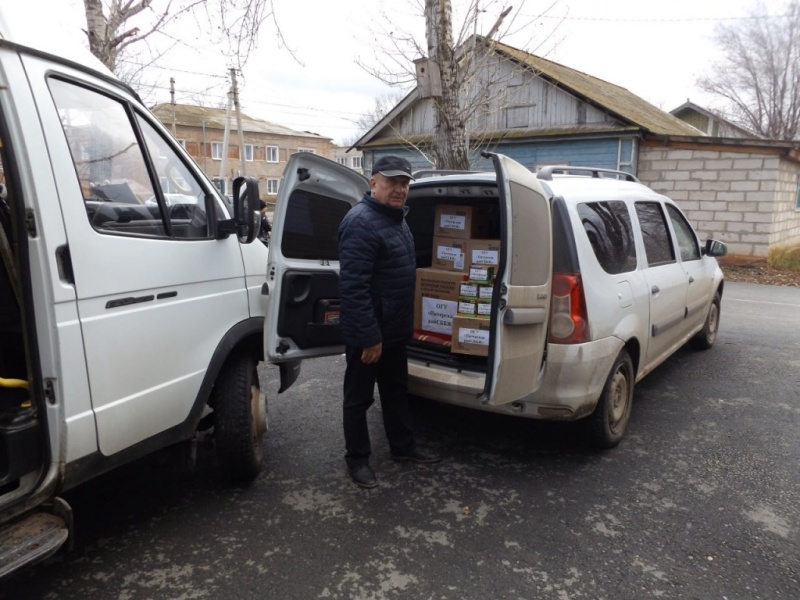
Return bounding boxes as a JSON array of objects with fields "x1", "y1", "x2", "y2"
[
  {"x1": 483, "y1": 153, "x2": 552, "y2": 405},
  {"x1": 264, "y1": 154, "x2": 368, "y2": 390},
  {"x1": 27, "y1": 58, "x2": 250, "y2": 456}
]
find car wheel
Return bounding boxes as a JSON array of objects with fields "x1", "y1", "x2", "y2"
[
  {"x1": 211, "y1": 352, "x2": 267, "y2": 481},
  {"x1": 691, "y1": 291, "x2": 721, "y2": 350},
  {"x1": 587, "y1": 349, "x2": 634, "y2": 449}
]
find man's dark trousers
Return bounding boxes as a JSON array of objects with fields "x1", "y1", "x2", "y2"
[{"x1": 343, "y1": 344, "x2": 414, "y2": 469}]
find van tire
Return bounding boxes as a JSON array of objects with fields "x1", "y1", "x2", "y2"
[
  {"x1": 211, "y1": 352, "x2": 267, "y2": 481},
  {"x1": 587, "y1": 350, "x2": 634, "y2": 449},
  {"x1": 691, "y1": 291, "x2": 721, "y2": 350}
]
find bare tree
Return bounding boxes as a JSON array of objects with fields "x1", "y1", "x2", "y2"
[
  {"x1": 83, "y1": 0, "x2": 278, "y2": 76},
  {"x1": 698, "y1": 0, "x2": 800, "y2": 140},
  {"x1": 358, "y1": 0, "x2": 561, "y2": 169}
]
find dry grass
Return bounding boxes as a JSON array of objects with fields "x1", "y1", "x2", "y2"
[{"x1": 767, "y1": 245, "x2": 800, "y2": 271}]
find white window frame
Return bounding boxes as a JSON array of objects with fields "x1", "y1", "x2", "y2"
[
  {"x1": 336, "y1": 157, "x2": 347, "y2": 166},
  {"x1": 244, "y1": 144, "x2": 254, "y2": 162},
  {"x1": 351, "y1": 156, "x2": 362, "y2": 169},
  {"x1": 296, "y1": 148, "x2": 316, "y2": 154},
  {"x1": 266, "y1": 178, "x2": 280, "y2": 195},
  {"x1": 266, "y1": 146, "x2": 279, "y2": 163},
  {"x1": 211, "y1": 142, "x2": 224, "y2": 160}
]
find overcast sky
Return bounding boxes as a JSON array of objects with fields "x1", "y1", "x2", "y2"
[{"x1": 10, "y1": 0, "x2": 788, "y2": 144}]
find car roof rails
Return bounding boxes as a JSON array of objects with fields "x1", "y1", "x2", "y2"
[
  {"x1": 536, "y1": 165, "x2": 640, "y2": 183},
  {"x1": 412, "y1": 169, "x2": 482, "y2": 180}
]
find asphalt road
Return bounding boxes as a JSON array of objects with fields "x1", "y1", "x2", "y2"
[{"x1": 2, "y1": 282, "x2": 798, "y2": 600}]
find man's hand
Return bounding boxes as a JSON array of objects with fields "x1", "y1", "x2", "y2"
[{"x1": 361, "y1": 342, "x2": 382, "y2": 364}]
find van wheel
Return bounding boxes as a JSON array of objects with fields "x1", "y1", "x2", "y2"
[
  {"x1": 211, "y1": 353, "x2": 267, "y2": 481},
  {"x1": 691, "y1": 292, "x2": 721, "y2": 350},
  {"x1": 587, "y1": 350, "x2": 634, "y2": 449}
]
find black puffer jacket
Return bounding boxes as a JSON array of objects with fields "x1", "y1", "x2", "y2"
[{"x1": 338, "y1": 192, "x2": 416, "y2": 349}]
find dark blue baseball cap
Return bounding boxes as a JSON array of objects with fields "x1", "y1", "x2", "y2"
[{"x1": 372, "y1": 155, "x2": 415, "y2": 180}]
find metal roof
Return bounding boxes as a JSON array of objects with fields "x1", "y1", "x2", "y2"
[{"x1": 151, "y1": 103, "x2": 331, "y2": 140}]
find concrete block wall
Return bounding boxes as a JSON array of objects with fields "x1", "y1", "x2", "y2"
[{"x1": 637, "y1": 147, "x2": 800, "y2": 257}]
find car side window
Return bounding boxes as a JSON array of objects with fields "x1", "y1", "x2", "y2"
[
  {"x1": 577, "y1": 201, "x2": 637, "y2": 274},
  {"x1": 634, "y1": 201, "x2": 676, "y2": 266},
  {"x1": 48, "y1": 78, "x2": 208, "y2": 239},
  {"x1": 666, "y1": 204, "x2": 701, "y2": 262}
]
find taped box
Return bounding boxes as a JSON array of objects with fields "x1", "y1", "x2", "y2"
[
  {"x1": 434, "y1": 204, "x2": 491, "y2": 239},
  {"x1": 466, "y1": 239, "x2": 501, "y2": 273},
  {"x1": 432, "y1": 236, "x2": 468, "y2": 271},
  {"x1": 451, "y1": 316, "x2": 491, "y2": 356},
  {"x1": 414, "y1": 267, "x2": 468, "y2": 336}
]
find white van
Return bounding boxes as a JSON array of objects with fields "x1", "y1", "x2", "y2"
[
  {"x1": 0, "y1": 14, "x2": 268, "y2": 576},
  {"x1": 264, "y1": 153, "x2": 726, "y2": 447}
]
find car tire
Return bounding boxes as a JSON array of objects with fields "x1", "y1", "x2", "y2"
[
  {"x1": 691, "y1": 291, "x2": 721, "y2": 350},
  {"x1": 211, "y1": 352, "x2": 267, "y2": 482},
  {"x1": 587, "y1": 349, "x2": 634, "y2": 449}
]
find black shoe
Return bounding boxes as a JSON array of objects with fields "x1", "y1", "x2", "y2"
[
  {"x1": 391, "y1": 448, "x2": 441, "y2": 464},
  {"x1": 348, "y1": 464, "x2": 378, "y2": 488}
]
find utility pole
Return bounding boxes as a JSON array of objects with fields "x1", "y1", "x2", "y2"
[
  {"x1": 220, "y1": 86, "x2": 233, "y2": 192},
  {"x1": 170, "y1": 77, "x2": 176, "y2": 136},
  {"x1": 230, "y1": 67, "x2": 246, "y2": 178}
]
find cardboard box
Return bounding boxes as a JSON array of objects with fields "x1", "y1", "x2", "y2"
[
  {"x1": 457, "y1": 299, "x2": 478, "y2": 316},
  {"x1": 478, "y1": 284, "x2": 494, "y2": 300},
  {"x1": 468, "y1": 265, "x2": 494, "y2": 284},
  {"x1": 459, "y1": 282, "x2": 479, "y2": 299},
  {"x1": 432, "y1": 236, "x2": 468, "y2": 271},
  {"x1": 466, "y1": 239, "x2": 501, "y2": 273},
  {"x1": 414, "y1": 268, "x2": 468, "y2": 335},
  {"x1": 451, "y1": 316, "x2": 491, "y2": 356},
  {"x1": 434, "y1": 205, "x2": 491, "y2": 239},
  {"x1": 476, "y1": 301, "x2": 492, "y2": 318}
]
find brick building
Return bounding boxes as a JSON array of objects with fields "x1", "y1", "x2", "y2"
[{"x1": 152, "y1": 103, "x2": 334, "y2": 202}]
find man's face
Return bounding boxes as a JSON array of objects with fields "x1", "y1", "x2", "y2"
[{"x1": 370, "y1": 173, "x2": 411, "y2": 208}]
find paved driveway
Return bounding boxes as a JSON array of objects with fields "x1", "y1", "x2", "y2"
[{"x1": 2, "y1": 282, "x2": 798, "y2": 600}]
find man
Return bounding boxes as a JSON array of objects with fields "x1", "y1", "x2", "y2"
[{"x1": 338, "y1": 155, "x2": 440, "y2": 488}]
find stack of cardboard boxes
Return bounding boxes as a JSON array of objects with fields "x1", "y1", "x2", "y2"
[{"x1": 413, "y1": 205, "x2": 499, "y2": 356}]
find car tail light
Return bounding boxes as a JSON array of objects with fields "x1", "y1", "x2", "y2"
[{"x1": 549, "y1": 273, "x2": 590, "y2": 344}]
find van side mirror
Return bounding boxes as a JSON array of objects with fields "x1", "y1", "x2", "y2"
[
  {"x1": 703, "y1": 239, "x2": 727, "y2": 257},
  {"x1": 218, "y1": 176, "x2": 261, "y2": 243}
]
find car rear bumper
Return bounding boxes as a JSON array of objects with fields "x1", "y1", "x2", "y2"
[{"x1": 408, "y1": 336, "x2": 624, "y2": 420}]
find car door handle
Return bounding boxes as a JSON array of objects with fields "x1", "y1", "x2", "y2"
[
  {"x1": 651, "y1": 285, "x2": 660, "y2": 295},
  {"x1": 688, "y1": 275, "x2": 695, "y2": 284}
]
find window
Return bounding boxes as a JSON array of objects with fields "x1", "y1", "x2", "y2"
[
  {"x1": 795, "y1": 179, "x2": 800, "y2": 210},
  {"x1": 336, "y1": 157, "x2": 347, "y2": 166},
  {"x1": 211, "y1": 142, "x2": 224, "y2": 160},
  {"x1": 177, "y1": 139, "x2": 186, "y2": 148},
  {"x1": 49, "y1": 77, "x2": 209, "y2": 239},
  {"x1": 244, "y1": 144, "x2": 254, "y2": 162},
  {"x1": 351, "y1": 156, "x2": 362, "y2": 170},
  {"x1": 635, "y1": 202, "x2": 675, "y2": 266},
  {"x1": 267, "y1": 178, "x2": 280, "y2": 195},
  {"x1": 281, "y1": 189, "x2": 351, "y2": 260},
  {"x1": 577, "y1": 201, "x2": 637, "y2": 274},
  {"x1": 266, "y1": 146, "x2": 279, "y2": 163},
  {"x1": 296, "y1": 148, "x2": 316, "y2": 154},
  {"x1": 666, "y1": 204, "x2": 700, "y2": 262}
]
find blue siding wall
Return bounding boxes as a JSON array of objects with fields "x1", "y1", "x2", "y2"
[{"x1": 365, "y1": 136, "x2": 637, "y2": 175}]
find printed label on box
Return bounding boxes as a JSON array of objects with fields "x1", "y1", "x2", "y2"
[
  {"x1": 460, "y1": 283, "x2": 479, "y2": 298},
  {"x1": 472, "y1": 249, "x2": 499, "y2": 265},
  {"x1": 440, "y1": 213, "x2": 466, "y2": 231},
  {"x1": 458, "y1": 300, "x2": 476, "y2": 315},
  {"x1": 437, "y1": 246, "x2": 464, "y2": 269},
  {"x1": 469, "y1": 266, "x2": 493, "y2": 282},
  {"x1": 478, "y1": 285, "x2": 494, "y2": 299},
  {"x1": 458, "y1": 326, "x2": 490, "y2": 346},
  {"x1": 477, "y1": 302, "x2": 492, "y2": 316},
  {"x1": 420, "y1": 297, "x2": 457, "y2": 334}
]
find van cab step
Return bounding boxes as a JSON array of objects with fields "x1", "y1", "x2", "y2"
[{"x1": 0, "y1": 510, "x2": 70, "y2": 577}]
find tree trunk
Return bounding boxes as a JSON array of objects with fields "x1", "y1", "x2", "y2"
[
  {"x1": 84, "y1": 0, "x2": 116, "y2": 71},
  {"x1": 425, "y1": 0, "x2": 469, "y2": 170}
]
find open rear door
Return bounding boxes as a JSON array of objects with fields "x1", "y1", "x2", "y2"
[
  {"x1": 483, "y1": 153, "x2": 552, "y2": 405},
  {"x1": 264, "y1": 153, "x2": 368, "y2": 391}
]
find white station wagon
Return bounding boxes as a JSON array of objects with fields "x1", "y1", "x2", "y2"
[{"x1": 264, "y1": 153, "x2": 726, "y2": 448}]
